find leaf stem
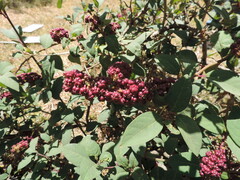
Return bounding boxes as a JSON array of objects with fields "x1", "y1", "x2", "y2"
[{"x1": 195, "y1": 58, "x2": 226, "y2": 76}]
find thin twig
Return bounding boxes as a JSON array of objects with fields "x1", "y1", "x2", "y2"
[
  {"x1": 193, "y1": 1, "x2": 216, "y2": 21},
  {"x1": 74, "y1": 119, "x2": 86, "y2": 136},
  {"x1": 36, "y1": 152, "x2": 50, "y2": 160},
  {"x1": 15, "y1": 56, "x2": 32, "y2": 74},
  {"x1": 85, "y1": 104, "x2": 91, "y2": 124},
  {"x1": 2, "y1": 10, "x2": 27, "y2": 47}
]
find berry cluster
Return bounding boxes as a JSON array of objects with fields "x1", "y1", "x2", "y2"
[
  {"x1": 0, "y1": 91, "x2": 12, "y2": 100},
  {"x1": 230, "y1": 39, "x2": 240, "y2": 58},
  {"x1": 117, "y1": 8, "x2": 129, "y2": 18},
  {"x1": 50, "y1": 28, "x2": 69, "y2": 43},
  {"x1": 63, "y1": 70, "x2": 149, "y2": 105},
  {"x1": 17, "y1": 72, "x2": 42, "y2": 86},
  {"x1": 10, "y1": 140, "x2": 29, "y2": 153},
  {"x1": 107, "y1": 22, "x2": 121, "y2": 34},
  {"x1": 84, "y1": 14, "x2": 101, "y2": 32},
  {"x1": 63, "y1": 62, "x2": 174, "y2": 105},
  {"x1": 200, "y1": 147, "x2": 227, "y2": 177},
  {"x1": 148, "y1": 77, "x2": 175, "y2": 96},
  {"x1": 107, "y1": 61, "x2": 132, "y2": 80}
]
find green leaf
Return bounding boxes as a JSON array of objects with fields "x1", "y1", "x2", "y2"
[
  {"x1": 51, "y1": 77, "x2": 63, "y2": 100},
  {"x1": 197, "y1": 109, "x2": 225, "y2": 134},
  {"x1": 134, "y1": 32, "x2": 152, "y2": 44},
  {"x1": 80, "y1": 135, "x2": 101, "y2": 156},
  {"x1": 168, "y1": 152, "x2": 200, "y2": 177},
  {"x1": 0, "y1": 72, "x2": 19, "y2": 91},
  {"x1": 164, "y1": 136, "x2": 178, "y2": 154},
  {"x1": 93, "y1": 0, "x2": 99, "y2": 7},
  {"x1": 40, "y1": 34, "x2": 54, "y2": 49},
  {"x1": 155, "y1": 54, "x2": 180, "y2": 75},
  {"x1": 71, "y1": 24, "x2": 83, "y2": 37},
  {"x1": 126, "y1": 41, "x2": 141, "y2": 57},
  {"x1": 62, "y1": 129, "x2": 72, "y2": 145},
  {"x1": 99, "y1": 151, "x2": 112, "y2": 163},
  {"x1": 79, "y1": 158, "x2": 101, "y2": 180},
  {"x1": 105, "y1": 35, "x2": 120, "y2": 54},
  {"x1": 226, "y1": 136, "x2": 240, "y2": 161},
  {"x1": 120, "y1": 111, "x2": 163, "y2": 147},
  {"x1": 0, "y1": 173, "x2": 8, "y2": 180},
  {"x1": 176, "y1": 50, "x2": 198, "y2": 64},
  {"x1": 47, "y1": 147, "x2": 62, "y2": 156},
  {"x1": 98, "y1": 108, "x2": 110, "y2": 123},
  {"x1": 61, "y1": 37, "x2": 71, "y2": 49},
  {"x1": 208, "y1": 69, "x2": 240, "y2": 96},
  {"x1": 62, "y1": 143, "x2": 100, "y2": 179},
  {"x1": 165, "y1": 77, "x2": 192, "y2": 112},
  {"x1": 128, "y1": 152, "x2": 139, "y2": 168},
  {"x1": 68, "y1": 54, "x2": 80, "y2": 64},
  {"x1": 18, "y1": 155, "x2": 34, "y2": 170},
  {"x1": 0, "y1": 61, "x2": 14, "y2": 75},
  {"x1": 210, "y1": 31, "x2": 233, "y2": 52},
  {"x1": 0, "y1": 28, "x2": 18, "y2": 39},
  {"x1": 176, "y1": 115, "x2": 202, "y2": 156},
  {"x1": 120, "y1": 54, "x2": 136, "y2": 63},
  {"x1": 47, "y1": 55, "x2": 64, "y2": 70},
  {"x1": 221, "y1": 172, "x2": 229, "y2": 180},
  {"x1": 227, "y1": 106, "x2": 240, "y2": 147},
  {"x1": 81, "y1": 33, "x2": 97, "y2": 55},
  {"x1": 57, "y1": 0, "x2": 63, "y2": 8},
  {"x1": 62, "y1": 109, "x2": 75, "y2": 123},
  {"x1": 62, "y1": 143, "x2": 90, "y2": 166},
  {"x1": 133, "y1": 62, "x2": 145, "y2": 76},
  {"x1": 132, "y1": 167, "x2": 149, "y2": 180},
  {"x1": 29, "y1": 137, "x2": 39, "y2": 150},
  {"x1": 33, "y1": 158, "x2": 47, "y2": 173},
  {"x1": 40, "y1": 133, "x2": 51, "y2": 142},
  {"x1": 212, "y1": 6, "x2": 229, "y2": 21}
]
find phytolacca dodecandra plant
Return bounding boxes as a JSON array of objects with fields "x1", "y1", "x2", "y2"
[
  {"x1": 105, "y1": 22, "x2": 121, "y2": 34},
  {"x1": 230, "y1": 39, "x2": 240, "y2": 58},
  {"x1": 84, "y1": 13, "x2": 121, "y2": 34},
  {"x1": 62, "y1": 61, "x2": 174, "y2": 105},
  {"x1": 107, "y1": 61, "x2": 132, "y2": 80},
  {"x1": 84, "y1": 14, "x2": 101, "y2": 32},
  {"x1": 0, "y1": 91, "x2": 12, "y2": 100},
  {"x1": 62, "y1": 71, "x2": 150, "y2": 105},
  {"x1": 50, "y1": 27, "x2": 69, "y2": 43},
  {"x1": 148, "y1": 77, "x2": 175, "y2": 96},
  {"x1": 10, "y1": 140, "x2": 29, "y2": 154},
  {"x1": 200, "y1": 145, "x2": 227, "y2": 178},
  {"x1": 17, "y1": 72, "x2": 42, "y2": 86}
]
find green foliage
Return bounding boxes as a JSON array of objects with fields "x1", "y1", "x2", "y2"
[{"x1": 0, "y1": 0, "x2": 240, "y2": 179}]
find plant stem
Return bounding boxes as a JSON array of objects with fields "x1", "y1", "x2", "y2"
[
  {"x1": 74, "y1": 119, "x2": 86, "y2": 136},
  {"x1": 195, "y1": 58, "x2": 226, "y2": 76},
  {"x1": 202, "y1": 41, "x2": 207, "y2": 65},
  {"x1": 85, "y1": 104, "x2": 91, "y2": 124},
  {"x1": 162, "y1": 0, "x2": 167, "y2": 26}
]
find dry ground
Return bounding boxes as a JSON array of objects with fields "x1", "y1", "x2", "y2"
[{"x1": 0, "y1": 0, "x2": 120, "y2": 64}]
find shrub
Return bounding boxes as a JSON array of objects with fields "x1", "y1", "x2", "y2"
[{"x1": 0, "y1": 0, "x2": 240, "y2": 179}]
